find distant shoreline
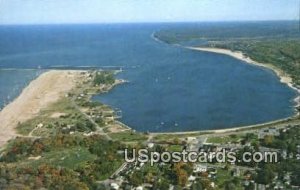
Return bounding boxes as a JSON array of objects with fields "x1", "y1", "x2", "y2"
[{"x1": 186, "y1": 46, "x2": 300, "y2": 111}]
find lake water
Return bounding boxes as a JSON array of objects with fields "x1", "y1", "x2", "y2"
[
  {"x1": 0, "y1": 69, "x2": 41, "y2": 110},
  {"x1": 0, "y1": 23, "x2": 297, "y2": 132}
]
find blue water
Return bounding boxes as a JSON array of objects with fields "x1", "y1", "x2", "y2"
[
  {"x1": 0, "y1": 69, "x2": 41, "y2": 110},
  {"x1": 0, "y1": 23, "x2": 297, "y2": 132}
]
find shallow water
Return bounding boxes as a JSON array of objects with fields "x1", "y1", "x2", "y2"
[{"x1": 0, "y1": 69, "x2": 41, "y2": 110}]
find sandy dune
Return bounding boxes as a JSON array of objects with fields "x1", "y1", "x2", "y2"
[{"x1": 0, "y1": 70, "x2": 81, "y2": 147}]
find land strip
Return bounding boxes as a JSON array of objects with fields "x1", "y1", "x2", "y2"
[{"x1": 0, "y1": 70, "x2": 82, "y2": 147}]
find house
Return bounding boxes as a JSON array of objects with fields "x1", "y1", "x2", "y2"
[
  {"x1": 110, "y1": 183, "x2": 119, "y2": 190},
  {"x1": 258, "y1": 128, "x2": 280, "y2": 139},
  {"x1": 147, "y1": 143, "x2": 154, "y2": 148},
  {"x1": 188, "y1": 175, "x2": 196, "y2": 182},
  {"x1": 281, "y1": 150, "x2": 287, "y2": 159},
  {"x1": 231, "y1": 168, "x2": 240, "y2": 177},
  {"x1": 208, "y1": 168, "x2": 217, "y2": 175},
  {"x1": 193, "y1": 164, "x2": 207, "y2": 173},
  {"x1": 257, "y1": 184, "x2": 266, "y2": 190},
  {"x1": 186, "y1": 137, "x2": 197, "y2": 144},
  {"x1": 37, "y1": 123, "x2": 43, "y2": 128},
  {"x1": 283, "y1": 173, "x2": 291, "y2": 185},
  {"x1": 244, "y1": 180, "x2": 250, "y2": 186}
]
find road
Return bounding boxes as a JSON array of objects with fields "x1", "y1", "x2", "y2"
[{"x1": 71, "y1": 97, "x2": 112, "y2": 141}]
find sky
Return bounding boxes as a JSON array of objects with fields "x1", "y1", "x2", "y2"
[{"x1": 0, "y1": 0, "x2": 299, "y2": 24}]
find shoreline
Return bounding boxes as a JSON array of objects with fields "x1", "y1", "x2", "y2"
[
  {"x1": 146, "y1": 45, "x2": 300, "y2": 136},
  {"x1": 150, "y1": 115, "x2": 299, "y2": 136},
  {"x1": 186, "y1": 46, "x2": 300, "y2": 110},
  {"x1": 0, "y1": 70, "x2": 82, "y2": 147},
  {"x1": 1, "y1": 46, "x2": 299, "y2": 141}
]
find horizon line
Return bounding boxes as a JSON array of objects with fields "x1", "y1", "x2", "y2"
[{"x1": 0, "y1": 19, "x2": 298, "y2": 26}]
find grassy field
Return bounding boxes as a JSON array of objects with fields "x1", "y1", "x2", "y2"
[
  {"x1": 16, "y1": 97, "x2": 98, "y2": 137},
  {"x1": 16, "y1": 97, "x2": 81, "y2": 135},
  {"x1": 19, "y1": 147, "x2": 97, "y2": 170},
  {"x1": 0, "y1": 71, "x2": 143, "y2": 189},
  {"x1": 207, "y1": 135, "x2": 241, "y2": 144},
  {"x1": 110, "y1": 131, "x2": 148, "y2": 143},
  {"x1": 214, "y1": 168, "x2": 244, "y2": 190}
]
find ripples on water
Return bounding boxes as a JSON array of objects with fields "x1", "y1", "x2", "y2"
[
  {"x1": 0, "y1": 69, "x2": 43, "y2": 110},
  {"x1": 0, "y1": 23, "x2": 297, "y2": 132}
]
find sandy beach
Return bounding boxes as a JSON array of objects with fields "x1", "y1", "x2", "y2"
[
  {"x1": 150, "y1": 115, "x2": 296, "y2": 136},
  {"x1": 0, "y1": 70, "x2": 82, "y2": 147},
  {"x1": 187, "y1": 47, "x2": 300, "y2": 109},
  {"x1": 0, "y1": 49, "x2": 298, "y2": 145}
]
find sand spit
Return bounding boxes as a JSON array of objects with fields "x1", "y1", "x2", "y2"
[{"x1": 0, "y1": 70, "x2": 82, "y2": 147}]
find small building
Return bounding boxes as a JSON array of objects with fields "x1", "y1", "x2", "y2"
[
  {"x1": 37, "y1": 123, "x2": 43, "y2": 128},
  {"x1": 194, "y1": 164, "x2": 207, "y2": 173},
  {"x1": 188, "y1": 175, "x2": 196, "y2": 182},
  {"x1": 281, "y1": 150, "x2": 287, "y2": 159},
  {"x1": 257, "y1": 184, "x2": 266, "y2": 190},
  {"x1": 110, "y1": 183, "x2": 119, "y2": 190},
  {"x1": 258, "y1": 128, "x2": 280, "y2": 139},
  {"x1": 186, "y1": 137, "x2": 197, "y2": 144},
  {"x1": 147, "y1": 143, "x2": 154, "y2": 148},
  {"x1": 231, "y1": 168, "x2": 240, "y2": 177}
]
